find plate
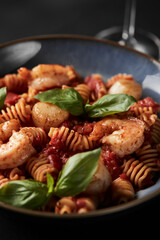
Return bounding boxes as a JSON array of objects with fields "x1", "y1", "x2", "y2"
[{"x1": 0, "y1": 35, "x2": 160, "y2": 221}]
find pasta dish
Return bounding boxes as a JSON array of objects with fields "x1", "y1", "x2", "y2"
[{"x1": 0, "y1": 64, "x2": 159, "y2": 214}]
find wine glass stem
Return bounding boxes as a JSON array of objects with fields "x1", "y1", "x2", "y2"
[{"x1": 122, "y1": 0, "x2": 136, "y2": 43}]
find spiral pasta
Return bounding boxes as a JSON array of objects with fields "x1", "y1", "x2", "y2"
[
  {"x1": 122, "y1": 155, "x2": 160, "y2": 189},
  {"x1": 55, "y1": 197, "x2": 77, "y2": 214},
  {"x1": 0, "y1": 167, "x2": 25, "y2": 188},
  {"x1": 128, "y1": 101, "x2": 158, "y2": 127},
  {"x1": 136, "y1": 144, "x2": 159, "y2": 165},
  {"x1": 25, "y1": 153, "x2": 59, "y2": 183},
  {"x1": 111, "y1": 176, "x2": 135, "y2": 204},
  {"x1": 76, "y1": 196, "x2": 98, "y2": 214},
  {"x1": 138, "y1": 113, "x2": 157, "y2": 128},
  {"x1": 122, "y1": 157, "x2": 150, "y2": 188},
  {"x1": 0, "y1": 67, "x2": 30, "y2": 93},
  {"x1": 0, "y1": 177, "x2": 10, "y2": 188},
  {"x1": 122, "y1": 143, "x2": 160, "y2": 189},
  {"x1": 74, "y1": 84, "x2": 91, "y2": 103},
  {"x1": 55, "y1": 196, "x2": 98, "y2": 214},
  {"x1": 48, "y1": 126, "x2": 96, "y2": 152},
  {"x1": 131, "y1": 106, "x2": 154, "y2": 116},
  {"x1": 0, "y1": 98, "x2": 31, "y2": 123},
  {"x1": 150, "y1": 118, "x2": 160, "y2": 143}
]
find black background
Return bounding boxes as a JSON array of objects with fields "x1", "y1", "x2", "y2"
[
  {"x1": 0, "y1": 0, "x2": 160, "y2": 239},
  {"x1": 0, "y1": 0, "x2": 160, "y2": 44}
]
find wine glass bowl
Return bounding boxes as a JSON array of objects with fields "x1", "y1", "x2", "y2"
[
  {"x1": 95, "y1": 26, "x2": 160, "y2": 60},
  {"x1": 95, "y1": 0, "x2": 160, "y2": 60}
]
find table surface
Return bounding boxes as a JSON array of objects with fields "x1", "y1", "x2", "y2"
[{"x1": 0, "y1": 0, "x2": 160, "y2": 238}]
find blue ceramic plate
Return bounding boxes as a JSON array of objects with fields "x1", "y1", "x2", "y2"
[{"x1": 0, "y1": 35, "x2": 160, "y2": 220}]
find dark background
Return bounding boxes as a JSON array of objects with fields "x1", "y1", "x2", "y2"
[
  {"x1": 0, "y1": 0, "x2": 160, "y2": 44},
  {"x1": 0, "y1": 0, "x2": 160, "y2": 239}
]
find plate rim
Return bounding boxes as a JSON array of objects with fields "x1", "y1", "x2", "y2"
[{"x1": 0, "y1": 34, "x2": 160, "y2": 64}]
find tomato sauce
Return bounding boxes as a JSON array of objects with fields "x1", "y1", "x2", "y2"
[
  {"x1": 47, "y1": 154, "x2": 62, "y2": 171},
  {"x1": 137, "y1": 97, "x2": 160, "y2": 113},
  {"x1": 119, "y1": 173, "x2": 129, "y2": 181},
  {"x1": 85, "y1": 74, "x2": 106, "y2": 99},
  {"x1": 73, "y1": 122, "x2": 94, "y2": 135},
  {"x1": 76, "y1": 198, "x2": 86, "y2": 210},
  {"x1": 5, "y1": 92, "x2": 20, "y2": 105},
  {"x1": 50, "y1": 136, "x2": 65, "y2": 151},
  {"x1": 101, "y1": 146, "x2": 123, "y2": 180}
]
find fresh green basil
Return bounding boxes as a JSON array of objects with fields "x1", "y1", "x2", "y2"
[
  {"x1": 47, "y1": 173, "x2": 54, "y2": 194},
  {"x1": 0, "y1": 177, "x2": 52, "y2": 209},
  {"x1": 54, "y1": 148, "x2": 101, "y2": 198},
  {"x1": 34, "y1": 88, "x2": 84, "y2": 116},
  {"x1": 85, "y1": 93, "x2": 136, "y2": 117},
  {"x1": 0, "y1": 149, "x2": 101, "y2": 209},
  {"x1": 0, "y1": 87, "x2": 7, "y2": 110},
  {"x1": 34, "y1": 89, "x2": 136, "y2": 118}
]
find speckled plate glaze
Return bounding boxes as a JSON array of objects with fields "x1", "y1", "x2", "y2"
[{"x1": 0, "y1": 35, "x2": 160, "y2": 221}]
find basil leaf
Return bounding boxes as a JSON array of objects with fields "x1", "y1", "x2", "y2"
[
  {"x1": 0, "y1": 179, "x2": 50, "y2": 209},
  {"x1": 47, "y1": 173, "x2": 54, "y2": 194},
  {"x1": 0, "y1": 87, "x2": 7, "y2": 110},
  {"x1": 85, "y1": 93, "x2": 136, "y2": 117},
  {"x1": 54, "y1": 148, "x2": 101, "y2": 198},
  {"x1": 34, "y1": 88, "x2": 84, "y2": 116}
]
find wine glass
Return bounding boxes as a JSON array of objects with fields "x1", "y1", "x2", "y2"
[{"x1": 95, "y1": 0, "x2": 160, "y2": 60}]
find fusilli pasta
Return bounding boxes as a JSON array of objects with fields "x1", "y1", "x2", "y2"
[
  {"x1": 0, "y1": 167, "x2": 25, "y2": 188},
  {"x1": 111, "y1": 175, "x2": 135, "y2": 204},
  {"x1": 25, "y1": 153, "x2": 59, "y2": 183},
  {"x1": 0, "y1": 67, "x2": 30, "y2": 93},
  {"x1": 55, "y1": 196, "x2": 98, "y2": 214},
  {"x1": 0, "y1": 98, "x2": 31, "y2": 123},
  {"x1": 150, "y1": 118, "x2": 160, "y2": 143},
  {"x1": 122, "y1": 156, "x2": 160, "y2": 189},
  {"x1": 48, "y1": 126, "x2": 96, "y2": 152}
]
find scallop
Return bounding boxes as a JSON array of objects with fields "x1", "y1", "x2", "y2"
[
  {"x1": 108, "y1": 79, "x2": 142, "y2": 100},
  {"x1": 32, "y1": 102, "x2": 69, "y2": 132},
  {"x1": 84, "y1": 160, "x2": 112, "y2": 195}
]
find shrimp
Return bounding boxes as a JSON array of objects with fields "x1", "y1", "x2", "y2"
[
  {"x1": 0, "y1": 64, "x2": 78, "y2": 92},
  {"x1": 108, "y1": 79, "x2": 142, "y2": 100},
  {"x1": 0, "y1": 131, "x2": 36, "y2": 169},
  {"x1": 30, "y1": 64, "x2": 78, "y2": 91},
  {"x1": 89, "y1": 117, "x2": 145, "y2": 157},
  {"x1": 84, "y1": 159, "x2": 111, "y2": 195},
  {"x1": 0, "y1": 119, "x2": 20, "y2": 144},
  {"x1": 0, "y1": 127, "x2": 47, "y2": 169}
]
